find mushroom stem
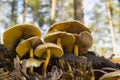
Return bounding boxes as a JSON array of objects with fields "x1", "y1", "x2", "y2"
[
  {"x1": 30, "y1": 48, "x2": 33, "y2": 58},
  {"x1": 29, "y1": 48, "x2": 34, "y2": 73},
  {"x1": 42, "y1": 49, "x2": 51, "y2": 77},
  {"x1": 57, "y1": 38, "x2": 62, "y2": 47},
  {"x1": 90, "y1": 76, "x2": 94, "y2": 80},
  {"x1": 74, "y1": 45, "x2": 78, "y2": 56}
]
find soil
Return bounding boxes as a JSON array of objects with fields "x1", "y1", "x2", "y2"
[{"x1": 0, "y1": 44, "x2": 120, "y2": 80}]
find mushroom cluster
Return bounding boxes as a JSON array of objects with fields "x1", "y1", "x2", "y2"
[
  {"x1": 44, "y1": 20, "x2": 93, "y2": 56},
  {"x1": 1, "y1": 20, "x2": 120, "y2": 80},
  {"x1": 2, "y1": 23, "x2": 63, "y2": 77},
  {"x1": 2, "y1": 21, "x2": 93, "y2": 77}
]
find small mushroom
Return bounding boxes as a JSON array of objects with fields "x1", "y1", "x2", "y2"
[
  {"x1": 21, "y1": 58, "x2": 44, "y2": 73},
  {"x1": 2, "y1": 24, "x2": 41, "y2": 54},
  {"x1": 72, "y1": 31, "x2": 92, "y2": 56},
  {"x1": 16, "y1": 36, "x2": 43, "y2": 73},
  {"x1": 44, "y1": 31, "x2": 75, "y2": 53},
  {"x1": 78, "y1": 31, "x2": 93, "y2": 55},
  {"x1": 99, "y1": 70, "x2": 120, "y2": 80},
  {"x1": 16, "y1": 36, "x2": 43, "y2": 57},
  {"x1": 34, "y1": 43, "x2": 63, "y2": 77},
  {"x1": 47, "y1": 20, "x2": 90, "y2": 34},
  {"x1": 25, "y1": 58, "x2": 44, "y2": 68}
]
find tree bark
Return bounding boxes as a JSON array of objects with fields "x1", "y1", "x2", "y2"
[
  {"x1": 51, "y1": 0, "x2": 56, "y2": 24},
  {"x1": 23, "y1": 0, "x2": 28, "y2": 23},
  {"x1": 74, "y1": 0, "x2": 84, "y2": 23},
  {"x1": 106, "y1": 0, "x2": 117, "y2": 56}
]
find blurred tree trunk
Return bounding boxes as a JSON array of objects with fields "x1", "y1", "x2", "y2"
[
  {"x1": 51, "y1": 0, "x2": 56, "y2": 24},
  {"x1": 74, "y1": 0, "x2": 84, "y2": 23},
  {"x1": 28, "y1": 0, "x2": 41, "y2": 24},
  {"x1": 23, "y1": 0, "x2": 28, "y2": 23},
  {"x1": 106, "y1": 0, "x2": 117, "y2": 55},
  {"x1": 10, "y1": 0, "x2": 17, "y2": 26}
]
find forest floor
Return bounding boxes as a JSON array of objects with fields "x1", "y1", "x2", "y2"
[{"x1": 0, "y1": 44, "x2": 120, "y2": 80}]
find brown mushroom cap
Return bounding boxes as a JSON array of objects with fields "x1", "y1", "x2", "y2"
[
  {"x1": 99, "y1": 70, "x2": 120, "y2": 80},
  {"x1": 78, "y1": 31, "x2": 93, "y2": 49},
  {"x1": 47, "y1": 20, "x2": 90, "y2": 34},
  {"x1": 34, "y1": 43, "x2": 63, "y2": 58},
  {"x1": 44, "y1": 31, "x2": 75, "y2": 53},
  {"x1": 2, "y1": 24, "x2": 41, "y2": 54},
  {"x1": 16, "y1": 36, "x2": 43, "y2": 57},
  {"x1": 72, "y1": 31, "x2": 93, "y2": 56}
]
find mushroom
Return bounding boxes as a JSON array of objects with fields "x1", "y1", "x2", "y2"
[
  {"x1": 16, "y1": 36, "x2": 43, "y2": 57},
  {"x1": 34, "y1": 43, "x2": 63, "y2": 77},
  {"x1": 16, "y1": 36, "x2": 43, "y2": 73},
  {"x1": 2, "y1": 24, "x2": 41, "y2": 54},
  {"x1": 47, "y1": 20, "x2": 90, "y2": 34},
  {"x1": 21, "y1": 58, "x2": 45, "y2": 73},
  {"x1": 44, "y1": 31, "x2": 75, "y2": 53},
  {"x1": 25, "y1": 58, "x2": 44, "y2": 68},
  {"x1": 78, "y1": 31, "x2": 93, "y2": 56},
  {"x1": 99, "y1": 70, "x2": 120, "y2": 80},
  {"x1": 72, "y1": 31, "x2": 92, "y2": 56}
]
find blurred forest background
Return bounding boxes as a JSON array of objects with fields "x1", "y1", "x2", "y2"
[{"x1": 0, "y1": 0, "x2": 119, "y2": 58}]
